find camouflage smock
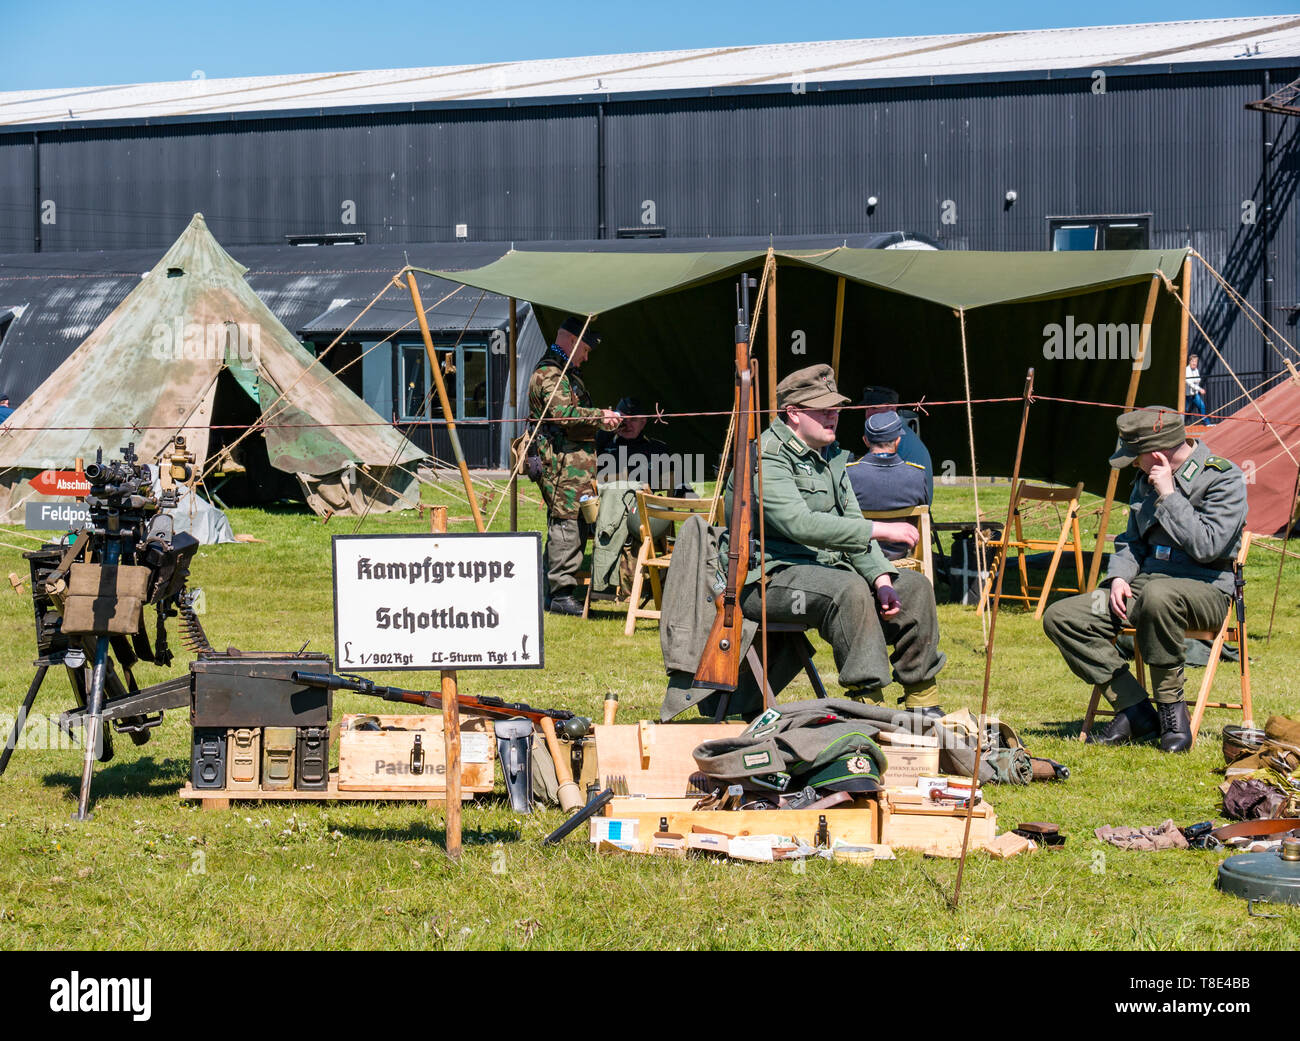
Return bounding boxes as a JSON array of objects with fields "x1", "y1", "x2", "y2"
[{"x1": 528, "y1": 347, "x2": 604, "y2": 519}]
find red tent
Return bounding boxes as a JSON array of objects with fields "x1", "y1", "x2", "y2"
[{"x1": 1198, "y1": 377, "x2": 1300, "y2": 536}]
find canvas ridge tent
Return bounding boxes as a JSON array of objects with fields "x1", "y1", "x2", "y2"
[{"x1": 0, "y1": 214, "x2": 425, "y2": 520}]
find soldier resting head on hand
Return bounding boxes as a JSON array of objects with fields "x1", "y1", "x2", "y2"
[{"x1": 1042, "y1": 406, "x2": 1247, "y2": 751}]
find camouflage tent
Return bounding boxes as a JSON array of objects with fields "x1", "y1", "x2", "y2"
[{"x1": 0, "y1": 214, "x2": 425, "y2": 519}]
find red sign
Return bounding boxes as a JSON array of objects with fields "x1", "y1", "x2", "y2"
[{"x1": 29, "y1": 470, "x2": 91, "y2": 496}]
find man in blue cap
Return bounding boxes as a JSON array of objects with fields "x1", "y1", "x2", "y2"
[
  {"x1": 847, "y1": 409, "x2": 930, "y2": 559},
  {"x1": 859, "y1": 386, "x2": 933, "y2": 502}
]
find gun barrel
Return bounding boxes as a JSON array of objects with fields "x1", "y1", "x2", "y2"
[{"x1": 293, "y1": 671, "x2": 358, "y2": 691}]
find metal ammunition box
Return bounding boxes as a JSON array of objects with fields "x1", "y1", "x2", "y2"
[
  {"x1": 190, "y1": 654, "x2": 332, "y2": 728},
  {"x1": 261, "y1": 726, "x2": 296, "y2": 791},
  {"x1": 295, "y1": 726, "x2": 329, "y2": 791},
  {"x1": 226, "y1": 727, "x2": 261, "y2": 789},
  {"x1": 190, "y1": 727, "x2": 227, "y2": 789}
]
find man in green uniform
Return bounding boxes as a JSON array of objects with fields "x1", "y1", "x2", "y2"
[
  {"x1": 528, "y1": 316, "x2": 621, "y2": 615},
  {"x1": 725, "y1": 364, "x2": 947, "y2": 713},
  {"x1": 1042, "y1": 406, "x2": 1247, "y2": 751}
]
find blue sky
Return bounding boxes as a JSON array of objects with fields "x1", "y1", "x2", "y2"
[{"x1": 2, "y1": 1, "x2": 1293, "y2": 91}]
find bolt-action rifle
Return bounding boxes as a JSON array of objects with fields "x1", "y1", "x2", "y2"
[
  {"x1": 693, "y1": 274, "x2": 760, "y2": 692},
  {"x1": 292, "y1": 671, "x2": 589, "y2": 735}
]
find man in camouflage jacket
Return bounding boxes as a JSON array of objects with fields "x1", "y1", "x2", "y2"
[{"x1": 527, "y1": 316, "x2": 620, "y2": 615}]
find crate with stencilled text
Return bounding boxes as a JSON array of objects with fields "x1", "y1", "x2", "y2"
[
  {"x1": 878, "y1": 730, "x2": 941, "y2": 789},
  {"x1": 337, "y1": 713, "x2": 494, "y2": 792}
]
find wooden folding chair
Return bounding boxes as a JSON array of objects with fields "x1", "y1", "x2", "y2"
[
  {"x1": 1080, "y1": 532, "x2": 1254, "y2": 743},
  {"x1": 623, "y1": 491, "x2": 722, "y2": 635},
  {"x1": 978, "y1": 481, "x2": 1085, "y2": 618},
  {"x1": 862, "y1": 504, "x2": 934, "y2": 584}
]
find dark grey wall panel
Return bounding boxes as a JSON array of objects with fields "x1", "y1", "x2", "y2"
[
  {"x1": 25, "y1": 106, "x2": 596, "y2": 252},
  {"x1": 4, "y1": 66, "x2": 1299, "y2": 396},
  {"x1": 0, "y1": 136, "x2": 35, "y2": 254}
]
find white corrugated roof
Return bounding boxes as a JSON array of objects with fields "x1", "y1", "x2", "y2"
[{"x1": 2, "y1": 15, "x2": 1297, "y2": 127}]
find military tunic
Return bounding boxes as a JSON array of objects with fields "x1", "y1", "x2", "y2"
[
  {"x1": 528, "y1": 346, "x2": 605, "y2": 596},
  {"x1": 721, "y1": 417, "x2": 946, "y2": 703},
  {"x1": 1042, "y1": 441, "x2": 1248, "y2": 707}
]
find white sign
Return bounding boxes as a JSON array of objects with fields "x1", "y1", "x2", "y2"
[{"x1": 332, "y1": 532, "x2": 543, "y2": 672}]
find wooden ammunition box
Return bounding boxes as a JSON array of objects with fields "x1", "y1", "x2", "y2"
[
  {"x1": 226, "y1": 727, "x2": 260, "y2": 789},
  {"x1": 261, "y1": 726, "x2": 296, "y2": 791},
  {"x1": 878, "y1": 791, "x2": 997, "y2": 856},
  {"x1": 337, "y1": 714, "x2": 494, "y2": 793},
  {"x1": 601, "y1": 796, "x2": 880, "y2": 847},
  {"x1": 593, "y1": 722, "x2": 746, "y2": 797}
]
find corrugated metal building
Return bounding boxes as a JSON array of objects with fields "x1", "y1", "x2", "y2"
[{"x1": 0, "y1": 16, "x2": 1298, "y2": 412}]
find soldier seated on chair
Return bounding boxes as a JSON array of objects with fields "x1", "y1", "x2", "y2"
[
  {"x1": 847, "y1": 409, "x2": 929, "y2": 560},
  {"x1": 1042, "y1": 406, "x2": 1247, "y2": 752},
  {"x1": 596, "y1": 396, "x2": 696, "y2": 497},
  {"x1": 720, "y1": 364, "x2": 947, "y2": 715}
]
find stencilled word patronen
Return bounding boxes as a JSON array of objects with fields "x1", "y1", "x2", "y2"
[
  {"x1": 1042, "y1": 317, "x2": 1152, "y2": 370},
  {"x1": 150, "y1": 320, "x2": 260, "y2": 363},
  {"x1": 49, "y1": 973, "x2": 151, "y2": 1022}
]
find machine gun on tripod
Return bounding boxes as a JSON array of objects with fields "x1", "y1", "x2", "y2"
[{"x1": 0, "y1": 440, "x2": 204, "y2": 819}]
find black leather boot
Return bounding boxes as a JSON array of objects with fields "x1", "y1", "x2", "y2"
[
  {"x1": 1087, "y1": 699, "x2": 1160, "y2": 745},
  {"x1": 1157, "y1": 700, "x2": 1193, "y2": 753}
]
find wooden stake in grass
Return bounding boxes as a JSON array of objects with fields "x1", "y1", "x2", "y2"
[
  {"x1": 952, "y1": 368, "x2": 1035, "y2": 909},
  {"x1": 428, "y1": 506, "x2": 465, "y2": 860}
]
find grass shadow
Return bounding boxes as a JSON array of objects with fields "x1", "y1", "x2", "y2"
[
  {"x1": 41, "y1": 754, "x2": 189, "y2": 801},
  {"x1": 333, "y1": 821, "x2": 521, "y2": 846}
]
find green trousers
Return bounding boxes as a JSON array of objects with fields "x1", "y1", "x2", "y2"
[
  {"x1": 1042, "y1": 575, "x2": 1229, "y2": 706},
  {"x1": 544, "y1": 514, "x2": 590, "y2": 598},
  {"x1": 741, "y1": 566, "x2": 945, "y2": 700}
]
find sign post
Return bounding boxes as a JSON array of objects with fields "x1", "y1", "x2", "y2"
[{"x1": 331, "y1": 528, "x2": 543, "y2": 860}]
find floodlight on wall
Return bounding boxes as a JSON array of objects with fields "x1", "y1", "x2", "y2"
[
  {"x1": 867, "y1": 196, "x2": 878, "y2": 214},
  {"x1": 1004, "y1": 190, "x2": 1018, "y2": 212}
]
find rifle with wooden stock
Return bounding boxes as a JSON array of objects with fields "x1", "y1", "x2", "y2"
[
  {"x1": 291, "y1": 671, "x2": 589, "y2": 735},
  {"x1": 693, "y1": 274, "x2": 760, "y2": 692}
]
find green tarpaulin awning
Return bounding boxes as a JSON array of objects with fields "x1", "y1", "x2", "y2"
[{"x1": 430, "y1": 245, "x2": 1191, "y2": 496}]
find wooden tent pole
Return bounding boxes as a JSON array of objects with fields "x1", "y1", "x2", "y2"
[
  {"x1": 831, "y1": 277, "x2": 846, "y2": 380},
  {"x1": 1086, "y1": 273, "x2": 1162, "y2": 591},
  {"x1": 407, "y1": 271, "x2": 486, "y2": 533},
  {"x1": 953, "y1": 368, "x2": 1035, "y2": 909},
  {"x1": 766, "y1": 248, "x2": 778, "y2": 419},
  {"x1": 1178, "y1": 256, "x2": 1191, "y2": 390},
  {"x1": 508, "y1": 297, "x2": 518, "y2": 533}
]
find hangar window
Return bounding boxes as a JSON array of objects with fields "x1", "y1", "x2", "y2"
[
  {"x1": 398, "y1": 339, "x2": 490, "y2": 422},
  {"x1": 1048, "y1": 215, "x2": 1150, "y2": 251}
]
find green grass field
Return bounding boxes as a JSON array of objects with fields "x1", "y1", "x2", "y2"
[{"x1": 1, "y1": 473, "x2": 1298, "y2": 950}]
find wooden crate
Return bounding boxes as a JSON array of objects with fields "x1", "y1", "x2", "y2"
[
  {"x1": 337, "y1": 713, "x2": 494, "y2": 792},
  {"x1": 877, "y1": 730, "x2": 941, "y2": 789},
  {"x1": 878, "y1": 792, "x2": 996, "y2": 856},
  {"x1": 600, "y1": 795, "x2": 879, "y2": 847},
  {"x1": 594, "y1": 721, "x2": 745, "y2": 797}
]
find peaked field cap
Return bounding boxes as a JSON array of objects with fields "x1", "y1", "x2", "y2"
[
  {"x1": 777, "y1": 364, "x2": 850, "y2": 409},
  {"x1": 1109, "y1": 406, "x2": 1187, "y2": 468},
  {"x1": 859, "y1": 385, "x2": 900, "y2": 407},
  {"x1": 865, "y1": 410, "x2": 905, "y2": 442},
  {"x1": 559, "y1": 316, "x2": 601, "y2": 346}
]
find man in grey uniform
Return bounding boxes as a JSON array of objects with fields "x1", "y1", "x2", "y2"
[{"x1": 1042, "y1": 406, "x2": 1247, "y2": 751}]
